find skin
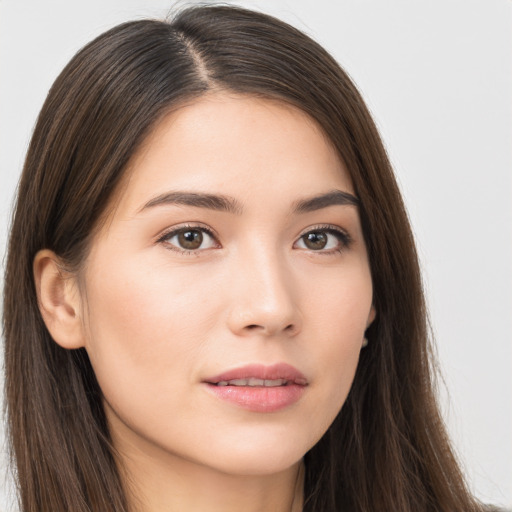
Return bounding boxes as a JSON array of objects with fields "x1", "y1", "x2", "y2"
[{"x1": 35, "y1": 93, "x2": 375, "y2": 512}]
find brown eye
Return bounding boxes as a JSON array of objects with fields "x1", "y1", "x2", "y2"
[
  {"x1": 295, "y1": 227, "x2": 351, "y2": 253},
  {"x1": 303, "y1": 232, "x2": 327, "y2": 250},
  {"x1": 178, "y1": 230, "x2": 203, "y2": 250},
  {"x1": 160, "y1": 226, "x2": 218, "y2": 253}
]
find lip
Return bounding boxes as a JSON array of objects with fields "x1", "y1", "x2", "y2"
[{"x1": 203, "y1": 363, "x2": 308, "y2": 413}]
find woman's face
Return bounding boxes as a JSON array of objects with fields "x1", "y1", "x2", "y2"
[{"x1": 78, "y1": 93, "x2": 374, "y2": 475}]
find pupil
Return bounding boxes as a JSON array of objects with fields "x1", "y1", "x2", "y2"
[
  {"x1": 305, "y1": 232, "x2": 327, "y2": 250},
  {"x1": 179, "y1": 230, "x2": 203, "y2": 249}
]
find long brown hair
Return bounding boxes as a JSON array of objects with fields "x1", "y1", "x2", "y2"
[{"x1": 3, "y1": 5, "x2": 485, "y2": 512}]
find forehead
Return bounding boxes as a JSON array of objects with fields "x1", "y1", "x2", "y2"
[{"x1": 116, "y1": 93, "x2": 353, "y2": 214}]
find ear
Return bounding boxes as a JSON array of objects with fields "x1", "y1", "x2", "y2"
[
  {"x1": 366, "y1": 305, "x2": 376, "y2": 328},
  {"x1": 33, "y1": 249, "x2": 85, "y2": 349}
]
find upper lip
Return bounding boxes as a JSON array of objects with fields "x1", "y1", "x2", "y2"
[{"x1": 204, "y1": 363, "x2": 308, "y2": 386}]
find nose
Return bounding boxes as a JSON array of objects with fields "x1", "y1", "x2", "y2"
[{"x1": 226, "y1": 247, "x2": 302, "y2": 338}]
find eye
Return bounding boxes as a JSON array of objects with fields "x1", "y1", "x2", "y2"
[
  {"x1": 158, "y1": 225, "x2": 219, "y2": 253},
  {"x1": 295, "y1": 226, "x2": 351, "y2": 253}
]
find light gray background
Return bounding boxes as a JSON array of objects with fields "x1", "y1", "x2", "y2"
[{"x1": 0, "y1": 1, "x2": 510, "y2": 510}]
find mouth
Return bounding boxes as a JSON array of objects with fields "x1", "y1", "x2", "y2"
[
  {"x1": 204, "y1": 363, "x2": 308, "y2": 386},
  {"x1": 203, "y1": 363, "x2": 308, "y2": 413},
  {"x1": 214, "y1": 378, "x2": 291, "y2": 387}
]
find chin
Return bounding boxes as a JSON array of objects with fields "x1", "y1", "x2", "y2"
[
  {"x1": 207, "y1": 450, "x2": 304, "y2": 477},
  {"x1": 189, "y1": 425, "x2": 316, "y2": 476}
]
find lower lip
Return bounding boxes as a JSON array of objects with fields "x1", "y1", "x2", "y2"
[{"x1": 204, "y1": 383, "x2": 306, "y2": 413}]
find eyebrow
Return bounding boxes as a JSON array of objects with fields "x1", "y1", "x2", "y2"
[
  {"x1": 140, "y1": 191, "x2": 243, "y2": 214},
  {"x1": 140, "y1": 189, "x2": 359, "y2": 215},
  {"x1": 292, "y1": 190, "x2": 359, "y2": 212}
]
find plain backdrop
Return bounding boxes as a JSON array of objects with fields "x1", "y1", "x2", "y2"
[{"x1": 0, "y1": 1, "x2": 511, "y2": 510}]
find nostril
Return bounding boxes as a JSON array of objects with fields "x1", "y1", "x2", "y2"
[{"x1": 243, "y1": 323, "x2": 295, "y2": 334}]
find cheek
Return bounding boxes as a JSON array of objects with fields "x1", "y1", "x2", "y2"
[
  {"x1": 80, "y1": 252, "x2": 222, "y2": 413},
  {"x1": 300, "y1": 262, "x2": 372, "y2": 419},
  {"x1": 302, "y1": 258, "x2": 372, "y2": 346},
  {"x1": 85, "y1": 249, "x2": 220, "y2": 342}
]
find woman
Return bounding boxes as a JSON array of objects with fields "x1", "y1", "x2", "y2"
[{"x1": 2, "y1": 5, "x2": 494, "y2": 512}]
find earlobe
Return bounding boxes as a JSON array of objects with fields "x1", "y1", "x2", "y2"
[{"x1": 33, "y1": 249, "x2": 85, "y2": 349}]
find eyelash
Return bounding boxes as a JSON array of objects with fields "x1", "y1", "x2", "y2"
[
  {"x1": 156, "y1": 223, "x2": 352, "y2": 255},
  {"x1": 295, "y1": 224, "x2": 352, "y2": 254},
  {"x1": 156, "y1": 224, "x2": 220, "y2": 255}
]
